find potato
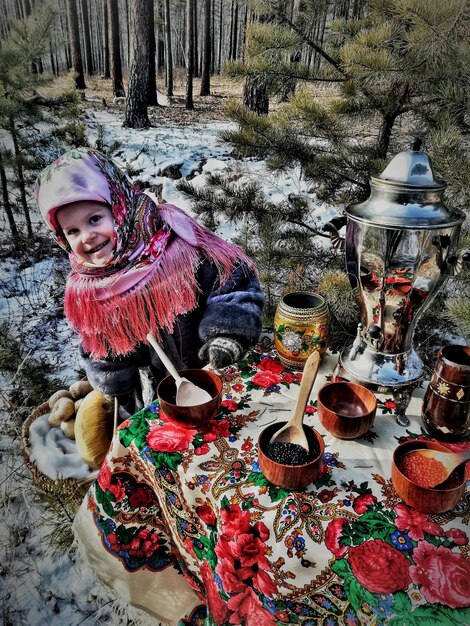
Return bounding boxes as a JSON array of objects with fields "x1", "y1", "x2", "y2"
[
  {"x1": 61, "y1": 418, "x2": 76, "y2": 439},
  {"x1": 69, "y1": 380, "x2": 93, "y2": 400},
  {"x1": 48, "y1": 397, "x2": 75, "y2": 427},
  {"x1": 48, "y1": 389, "x2": 72, "y2": 410}
]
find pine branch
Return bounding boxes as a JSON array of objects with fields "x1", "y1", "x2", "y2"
[{"x1": 273, "y1": 6, "x2": 347, "y2": 77}]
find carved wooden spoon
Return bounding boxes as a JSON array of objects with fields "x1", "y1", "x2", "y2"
[
  {"x1": 147, "y1": 333, "x2": 212, "y2": 406},
  {"x1": 269, "y1": 351, "x2": 321, "y2": 451}
]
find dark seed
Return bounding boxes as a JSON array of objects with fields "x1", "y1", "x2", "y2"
[{"x1": 264, "y1": 441, "x2": 319, "y2": 466}]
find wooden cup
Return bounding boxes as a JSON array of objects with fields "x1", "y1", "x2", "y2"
[
  {"x1": 391, "y1": 440, "x2": 466, "y2": 513},
  {"x1": 317, "y1": 381, "x2": 377, "y2": 439},
  {"x1": 157, "y1": 369, "x2": 223, "y2": 428},
  {"x1": 258, "y1": 422, "x2": 324, "y2": 490}
]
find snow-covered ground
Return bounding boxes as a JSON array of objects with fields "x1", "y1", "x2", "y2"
[{"x1": 0, "y1": 108, "x2": 334, "y2": 625}]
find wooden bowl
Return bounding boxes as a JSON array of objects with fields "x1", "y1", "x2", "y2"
[
  {"x1": 317, "y1": 381, "x2": 377, "y2": 439},
  {"x1": 157, "y1": 369, "x2": 223, "y2": 429},
  {"x1": 392, "y1": 440, "x2": 467, "y2": 513},
  {"x1": 258, "y1": 422, "x2": 324, "y2": 490}
]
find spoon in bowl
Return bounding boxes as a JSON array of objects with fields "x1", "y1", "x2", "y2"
[
  {"x1": 269, "y1": 351, "x2": 321, "y2": 451},
  {"x1": 402, "y1": 447, "x2": 470, "y2": 488},
  {"x1": 147, "y1": 333, "x2": 212, "y2": 406}
]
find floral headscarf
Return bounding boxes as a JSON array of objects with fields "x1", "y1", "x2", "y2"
[
  {"x1": 36, "y1": 148, "x2": 253, "y2": 358},
  {"x1": 36, "y1": 148, "x2": 171, "y2": 278}
]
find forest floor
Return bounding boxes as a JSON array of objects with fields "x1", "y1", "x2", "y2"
[{"x1": 45, "y1": 72, "x2": 343, "y2": 126}]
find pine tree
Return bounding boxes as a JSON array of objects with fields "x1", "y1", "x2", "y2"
[
  {"x1": 224, "y1": 0, "x2": 469, "y2": 207},
  {"x1": 181, "y1": 0, "x2": 469, "y2": 327},
  {"x1": 0, "y1": 4, "x2": 56, "y2": 240},
  {"x1": 0, "y1": 3, "x2": 88, "y2": 245}
]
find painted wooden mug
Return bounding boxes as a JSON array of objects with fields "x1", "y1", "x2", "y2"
[
  {"x1": 274, "y1": 292, "x2": 329, "y2": 370},
  {"x1": 421, "y1": 344, "x2": 470, "y2": 441}
]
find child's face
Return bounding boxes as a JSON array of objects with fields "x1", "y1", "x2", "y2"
[{"x1": 56, "y1": 201, "x2": 115, "y2": 266}]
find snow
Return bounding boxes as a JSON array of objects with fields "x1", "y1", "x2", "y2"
[{"x1": 1, "y1": 105, "x2": 334, "y2": 626}]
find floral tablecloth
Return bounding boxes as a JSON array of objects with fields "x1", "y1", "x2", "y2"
[{"x1": 73, "y1": 338, "x2": 470, "y2": 626}]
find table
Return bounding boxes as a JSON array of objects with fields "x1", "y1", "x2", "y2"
[{"x1": 73, "y1": 338, "x2": 470, "y2": 625}]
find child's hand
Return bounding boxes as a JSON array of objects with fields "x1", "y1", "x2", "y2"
[{"x1": 198, "y1": 337, "x2": 244, "y2": 369}]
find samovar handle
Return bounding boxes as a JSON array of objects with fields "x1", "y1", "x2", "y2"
[
  {"x1": 432, "y1": 235, "x2": 470, "y2": 276},
  {"x1": 444, "y1": 250, "x2": 470, "y2": 276},
  {"x1": 323, "y1": 216, "x2": 347, "y2": 250}
]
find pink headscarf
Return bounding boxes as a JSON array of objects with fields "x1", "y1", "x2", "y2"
[{"x1": 36, "y1": 148, "x2": 253, "y2": 358}]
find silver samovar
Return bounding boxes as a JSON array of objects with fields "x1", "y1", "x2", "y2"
[{"x1": 325, "y1": 143, "x2": 467, "y2": 425}]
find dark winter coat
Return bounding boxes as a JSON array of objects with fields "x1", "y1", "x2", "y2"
[{"x1": 80, "y1": 260, "x2": 264, "y2": 410}]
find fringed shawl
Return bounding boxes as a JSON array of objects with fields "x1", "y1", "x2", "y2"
[{"x1": 36, "y1": 148, "x2": 254, "y2": 358}]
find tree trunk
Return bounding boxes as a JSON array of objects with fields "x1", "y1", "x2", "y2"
[
  {"x1": 210, "y1": 0, "x2": 215, "y2": 72},
  {"x1": 66, "y1": 0, "x2": 86, "y2": 89},
  {"x1": 199, "y1": 0, "x2": 211, "y2": 95},
  {"x1": 217, "y1": 0, "x2": 222, "y2": 73},
  {"x1": 102, "y1": 0, "x2": 110, "y2": 77},
  {"x1": 9, "y1": 118, "x2": 33, "y2": 238},
  {"x1": 0, "y1": 151, "x2": 19, "y2": 243},
  {"x1": 192, "y1": 0, "x2": 199, "y2": 76},
  {"x1": 243, "y1": 75, "x2": 269, "y2": 115},
  {"x1": 156, "y1": 1, "x2": 165, "y2": 71},
  {"x1": 230, "y1": 0, "x2": 238, "y2": 60},
  {"x1": 60, "y1": 7, "x2": 72, "y2": 70},
  {"x1": 108, "y1": 0, "x2": 124, "y2": 96},
  {"x1": 147, "y1": 0, "x2": 157, "y2": 105},
  {"x1": 185, "y1": 0, "x2": 194, "y2": 109},
  {"x1": 80, "y1": 0, "x2": 94, "y2": 74},
  {"x1": 164, "y1": 0, "x2": 173, "y2": 95},
  {"x1": 376, "y1": 110, "x2": 398, "y2": 158},
  {"x1": 125, "y1": 0, "x2": 150, "y2": 127}
]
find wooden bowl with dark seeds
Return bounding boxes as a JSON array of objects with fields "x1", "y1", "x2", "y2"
[{"x1": 258, "y1": 422, "x2": 324, "y2": 490}]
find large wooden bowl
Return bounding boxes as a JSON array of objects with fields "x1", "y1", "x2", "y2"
[
  {"x1": 157, "y1": 369, "x2": 223, "y2": 429},
  {"x1": 317, "y1": 381, "x2": 377, "y2": 439},
  {"x1": 258, "y1": 422, "x2": 324, "y2": 490},
  {"x1": 392, "y1": 440, "x2": 467, "y2": 513}
]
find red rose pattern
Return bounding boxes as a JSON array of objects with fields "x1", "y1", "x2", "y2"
[
  {"x1": 352, "y1": 493, "x2": 376, "y2": 514},
  {"x1": 97, "y1": 459, "x2": 112, "y2": 491},
  {"x1": 349, "y1": 539, "x2": 410, "y2": 594},
  {"x1": 196, "y1": 504, "x2": 216, "y2": 527},
  {"x1": 252, "y1": 371, "x2": 280, "y2": 388},
  {"x1": 325, "y1": 517, "x2": 348, "y2": 558},
  {"x1": 220, "y1": 504, "x2": 251, "y2": 537},
  {"x1": 200, "y1": 560, "x2": 230, "y2": 625},
  {"x1": 221, "y1": 399, "x2": 238, "y2": 412},
  {"x1": 410, "y1": 541, "x2": 470, "y2": 608},
  {"x1": 227, "y1": 586, "x2": 276, "y2": 625},
  {"x1": 394, "y1": 504, "x2": 443, "y2": 541},
  {"x1": 146, "y1": 422, "x2": 197, "y2": 453},
  {"x1": 213, "y1": 504, "x2": 276, "y2": 617},
  {"x1": 445, "y1": 528, "x2": 468, "y2": 546},
  {"x1": 258, "y1": 358, "x2": 285, "y2": 375},
  {"x1": 128, "y1": 487, "x2": 154, "y2": 509}
]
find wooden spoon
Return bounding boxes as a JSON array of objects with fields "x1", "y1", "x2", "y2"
[
  {"x1": 147, "y1": 333, "x2": 212, "y2": 406},
  {"x1": 269, "y1": 351, "x2": 321, "y2": 451},
  {"x1": 403, "y1": 447, "x2": 470, "y2": 488}
]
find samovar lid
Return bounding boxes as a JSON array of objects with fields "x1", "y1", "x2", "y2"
[
  {"x1": 373, "y1": 146, "x2": 443, "y2": 189},
  {"x1": 346, "y1": 140, "x2": 465, "y2": 229}
]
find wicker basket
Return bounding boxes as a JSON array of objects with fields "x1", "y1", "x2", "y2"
[{"x1": 22, "y1": 401, "x2": 98, "y2": 507}]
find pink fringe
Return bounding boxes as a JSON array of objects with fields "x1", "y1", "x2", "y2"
[{"x1": 64, "y1": 232, "x2": 254, "y2": 359}]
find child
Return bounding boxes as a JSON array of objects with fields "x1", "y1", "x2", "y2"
[{"x1": 36, "y1": 147, "x2": 264, "y2": 411}]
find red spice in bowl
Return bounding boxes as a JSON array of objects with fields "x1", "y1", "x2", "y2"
[
  {"x1": 392, "y1": 441, "x2": 466, "y2": 513},
  {"x1": 397, "y1": 454, "x2": 447, "y2": 488}
]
